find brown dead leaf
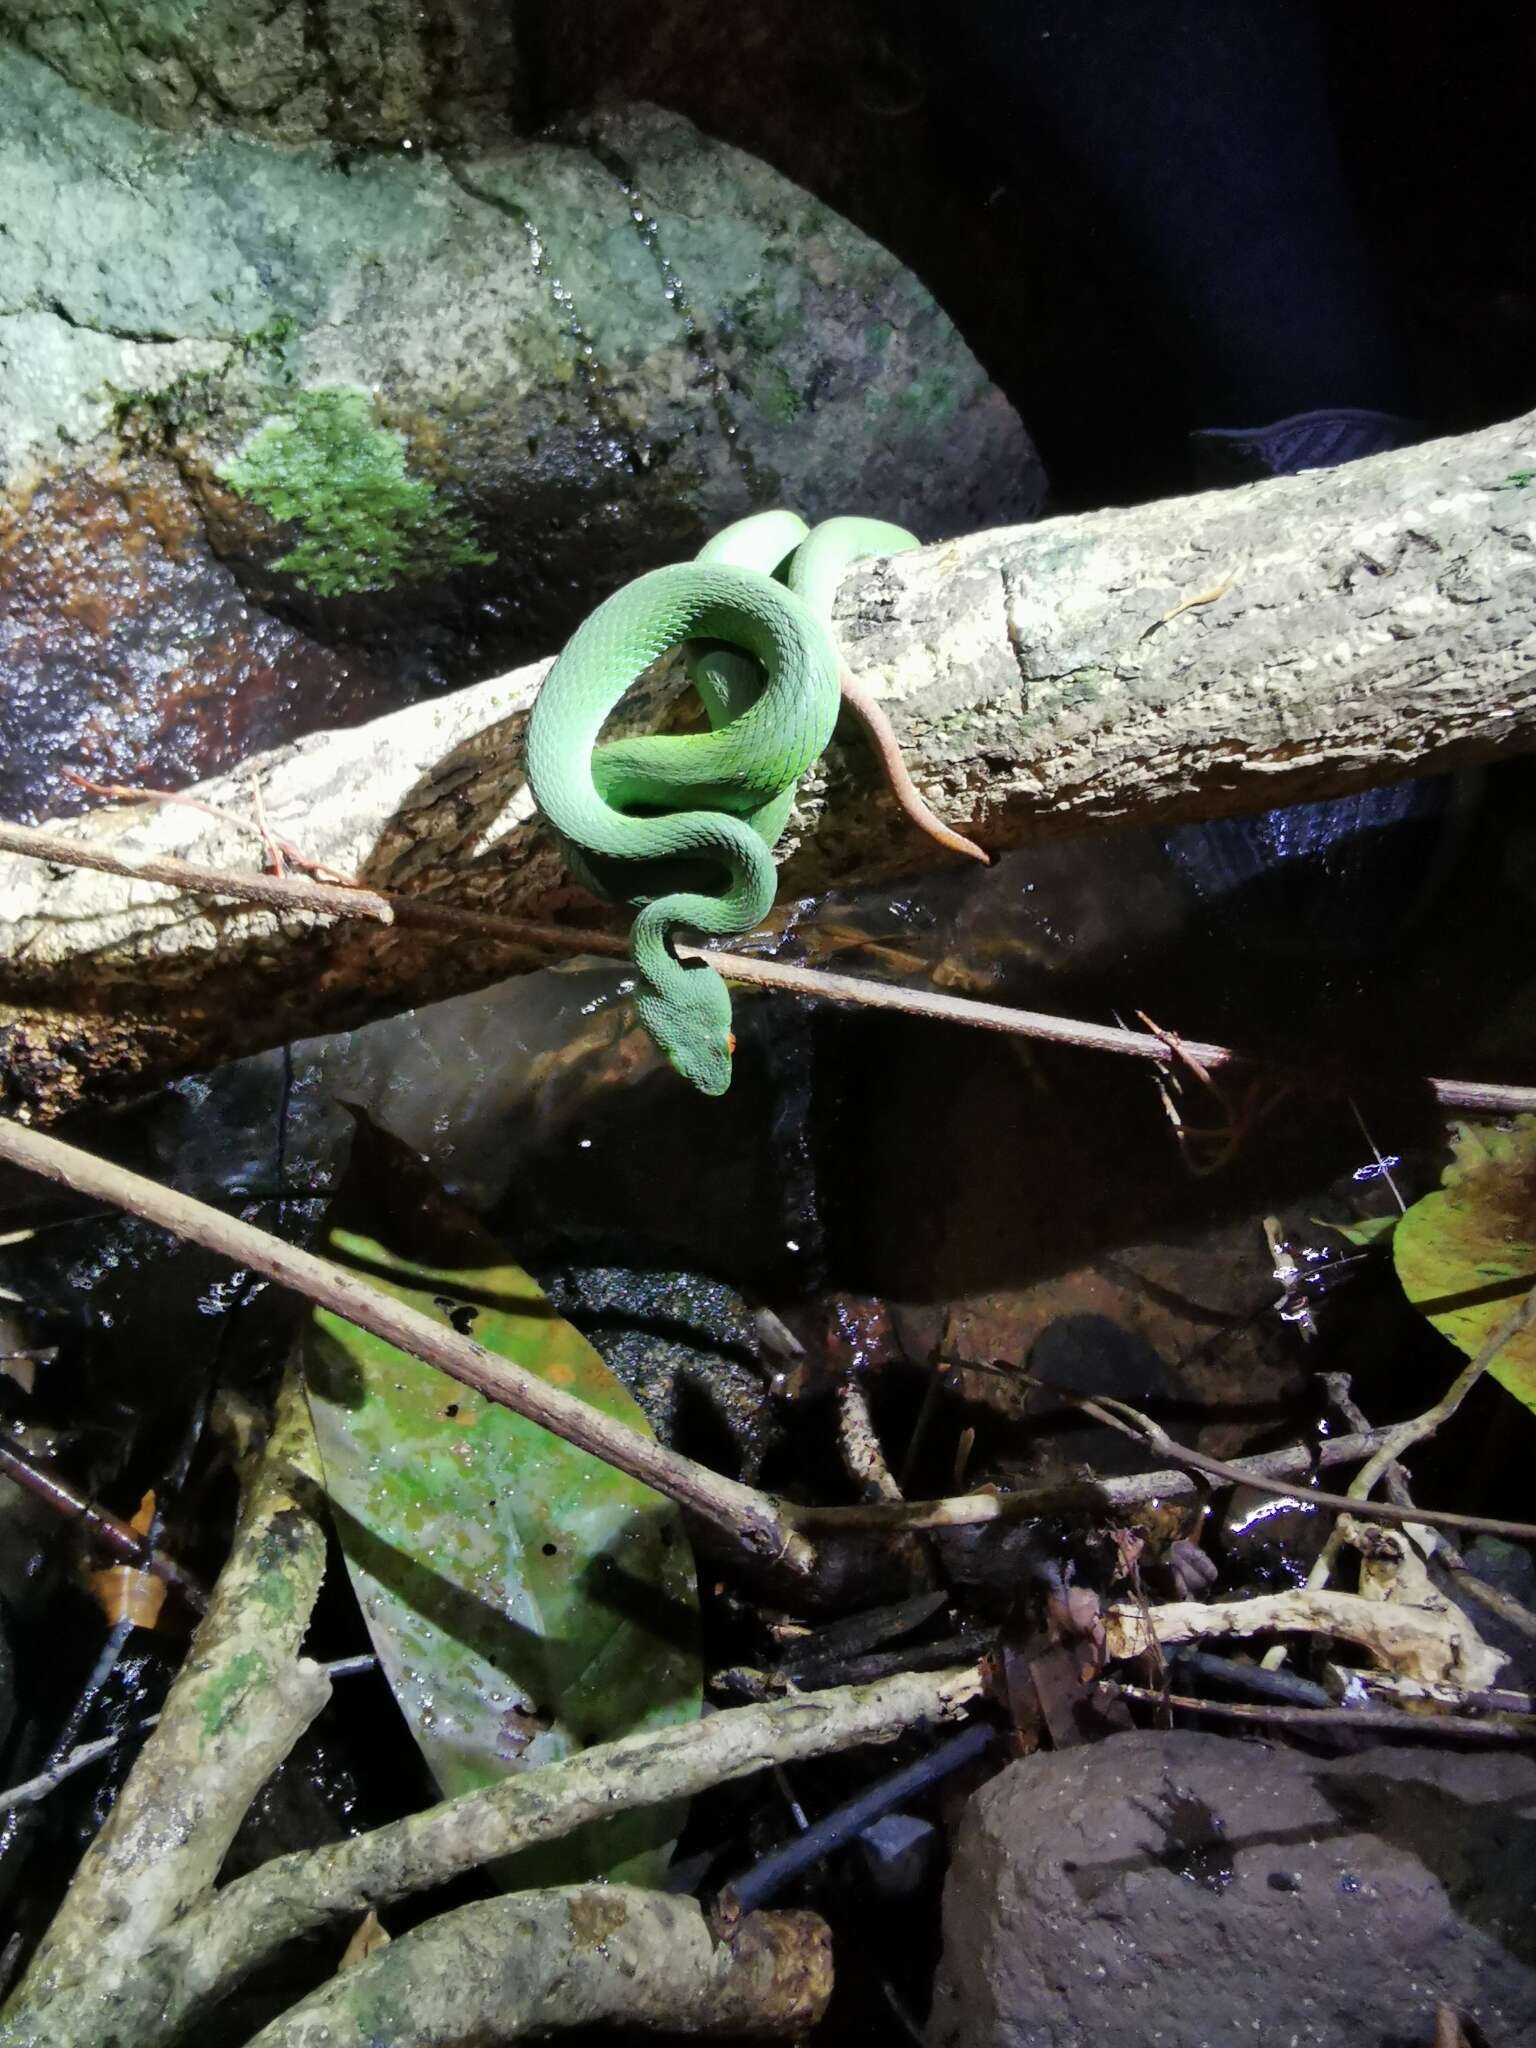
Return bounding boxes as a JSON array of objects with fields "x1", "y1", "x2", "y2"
[
  {"x1": 86, "y1": 1492, "x2": 166, "y2": 1629},
  {"x1": 339, "y1": 1909, "x2": 390, "y2": 1971}
]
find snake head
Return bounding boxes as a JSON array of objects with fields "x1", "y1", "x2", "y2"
[{"x1": 634, "y1": 967, "x2": 736, "y2": 1097}]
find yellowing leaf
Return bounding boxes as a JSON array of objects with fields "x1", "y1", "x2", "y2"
[
  {"x1": 304, "y1": 1117, "x2": 701, "y2": 1887},
  {"x1": 1392, "y1": 1117, "x2": 1536, "y2": 1412}
]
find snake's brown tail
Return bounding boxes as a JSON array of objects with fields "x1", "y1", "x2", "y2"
[{"x1": 838, "y1": 671, "x2": 990, "y2": 866}]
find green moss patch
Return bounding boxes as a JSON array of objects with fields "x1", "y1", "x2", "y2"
[{"x1": 221, "y1": 387, "x2": 493, "y2": 596}]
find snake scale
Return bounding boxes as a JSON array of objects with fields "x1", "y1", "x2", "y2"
[{"x1": 525, "y1": 511, "x2": 985, "y2": 1096}]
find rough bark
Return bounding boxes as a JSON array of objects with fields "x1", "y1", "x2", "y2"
[
  {"x1": 0, "y1": 1663, "x2": 977, "y2": 2048},
  {"x1": 244, "y1": 1893, "x2": 830, "y2": 2046},
  {"x1": 1, "y1": 409, "x2": 1532, "y2": 1119}
]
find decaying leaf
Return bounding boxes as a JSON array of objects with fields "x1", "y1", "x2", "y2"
[
  {"x1": 1392, "y1": 1117, "x2": 1536, "y2": 1413},
  {"x1": 339, "y1": 1909, "x2": 390, "y2": 1971},
  {"x1": 304, "y1": 1116, "x2": 702, "y2": 1887},
  {"x1": 87, "y1": 1489, "x2": 166, "y2": 1629}
]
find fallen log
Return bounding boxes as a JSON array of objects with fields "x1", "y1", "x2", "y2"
[{"x1": 1, "y1": 408, "x2": 1532, "y2": 1118}]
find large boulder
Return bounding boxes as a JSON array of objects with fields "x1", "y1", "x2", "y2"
[
  {"x1": 0, "y1": 46, "x2": 1041, "y2": 821},
  {"x1": 1, "y1": 0, "x2": 521, "y2": 144},
  {"x1": 929, "y1": 1728, "x2": 1536, "y2": 2047}
]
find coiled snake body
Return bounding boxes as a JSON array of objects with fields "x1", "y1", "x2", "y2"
[{"x1": 525, "y1": 511, "x2": 984, "y2": 1096}]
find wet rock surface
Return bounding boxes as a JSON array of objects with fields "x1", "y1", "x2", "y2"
[
  {"x1": 0, "y1": 458, "x2": 386, "y2": 823},
  {"x1": 6, "y1": 0, "x2": 522, "y2": 144},
  {"x1": 928, "y1": 1729, "x2": 1536, "y2": 2048},
  {"x1": 0, "y1": 46, "x2": 1040, "y2": 823}
]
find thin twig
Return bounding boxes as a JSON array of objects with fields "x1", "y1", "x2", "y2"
[
  {"x1": 1340, "y1": 1281, "x2": 1536, "y2": 1515},
  {"x1": 1105, "y1": 1682, "x2": 1536, "y2": 1742},
  {"x1": 61, "y1": 771, "x2": 356, "y2": 884},
  {"x1": 1, "y1": 818, "x2": 1533, "y2": 1117},
  {"x1": 0, "y1": 1731, "x2": 135, "y2": 1818},
  {"x1": 1299, "y1": 1279, "x2": 1536, "y2": 1609},
  {"x1": 2, "y1": 1117, "x2": 1530, "y2": 1610},
  {"x1": 1323, "y1": 1374, "x2": 1416, "y2": 1508},
  {"x1": 794, "y1": 1426, "x2": 1399, "y2": 1531},
  {"x1": 1357, "y1": 1672, "x2": 1536, "y2": 1715},
  {"x1": 1348, "y1": 1101, "x2": 1407, "y2": 1215},
  {"x1": 0, "y1": 1439, "x2": 206, "y2": 1607},
  {"x1": 1324, "y1": 1374, "x2": 1536, "y2": 1645},
  {"x1": 0, "y1": 820, "x2": 396, "y2": 926},
  {"x1": 1442, "y1": 1565, "x2": 1536, "y2": 1645},
  {"x1": 0, "y1": 1657, "x2": 376, "y2": 1817},
  {"x1": 1012, "y1": 1367, "x2": 1536, "y2": 1547},
  {"x1": 0, "y1": 1114, "x2": 815, "y2": 1579}
]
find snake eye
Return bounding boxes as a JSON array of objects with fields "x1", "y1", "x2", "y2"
[{"x1": 726, "y1": 1033, "x2": 737, "y2": 1056}]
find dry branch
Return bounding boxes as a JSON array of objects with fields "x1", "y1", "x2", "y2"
[
  {"x1": 1105, "y1": 1684, "x2": 1535, "y2": 1744},
  {"x1": 4, "y1": 819, "x2": 1532, "y2": 1127},
  {"x1": 4, "y1": 1368, "x2": 331, "y2": 2029},
  {"x1": 113, "y1": 1667, "x2": 980, "y2": 2047},
  {"x1": 12, "y1": 1109, "x2": 1536, "y2": 1609},
  {"x1": 1106, "y1": 1587, "x2": 1506, "y2": 1690},
  {"x1": 245, "y1": 1891, "x2": 830, "y2": 2047},
  {"x1": 1, "y1": 409, "x2": 1532, "y2": 1114},
  {"x1": 1306, "y1": 1280, "x2": 1536, "y2": 1594},
  {"x1": 0, "y1": 1113, "x2": 816, "y2": 1581}
]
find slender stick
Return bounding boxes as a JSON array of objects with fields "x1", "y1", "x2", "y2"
[
  {"x1": 1335, "y1": 1282, "x2": 1536, "y2": 1521},
  {"x1": 0, "y1": 1658, "x2": 375, "y2": 1817},
  {"x1": 788, "y1": 1422, "x2": 1535, "y2": 1542},
  {"x1": 2, "y1": 818, "x2": 1532, "y2": 1116},
  {"x1": 0, "y1": 1439, "x2": 206, "y2": 1607},
  {"x1": 713, "y1": 1719, "x2": 996, "y2": 1927},
  {"x1": 1317, "y1": 1370, "x2": 1536, "y2": 1648},
  {"x1": 1007, "y1": 1369, "x2": 1536, "y2": 1546},
  {"x1": 1290, "y1": 1282, "x2": 1536, "y2": 1651},
  {"x1": 0, "y1": 1116, "x2": 815, "y2": 1578},
  {"x1": 1105, "y1": 1682, "x2": 1536, "y2": 1742},
  {"x1": 0, "y1": 821, "x2": 395, "y2": 926},
  {"x1": 2, "y1": 1114, "x2": 1530, "y2": 1579}
]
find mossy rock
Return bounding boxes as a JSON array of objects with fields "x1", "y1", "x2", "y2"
[{"x1": 220, "y1": 388, "x2": 494, "y2": 597}]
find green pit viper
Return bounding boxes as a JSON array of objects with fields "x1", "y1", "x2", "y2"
[{"x1": 524, "y1": 511, "x2": 985, "y2": 1096}]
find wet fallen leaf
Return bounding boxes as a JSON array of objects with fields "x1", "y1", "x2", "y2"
[
  {"x1": 1392, "y1": 1117, "x2": 1536, "y2": 1413},
  {"x1": 87, "y1": 1490, "x2": 166, "y2": 1629},
  {"x1": 304, "y1": 1116, "x2": 702, "y2": 1887}
]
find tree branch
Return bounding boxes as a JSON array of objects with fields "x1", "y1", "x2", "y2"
[
  {"x1": 0, "y1": 1114, "x2": 817, "y2": 1583},
  {"x1": 244, "y1": 1891, "x2": 830, "y2": 2047},
  {"x1": 144, "y1": 1667, "x2": 980, "y2": 2046},
  {"x1": 4, "y1": 1368, "x2": 330, "y2": 2025},
  {"x1": 0, "y1": 820, "x2": 1530, "y2": 1125}
]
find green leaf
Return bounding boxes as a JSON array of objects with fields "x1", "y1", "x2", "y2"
[
  {"x1": 303, "y1": 1119, "x2": 701, "y2": 1886},
  {"x1": 1315, "y1": 1213, "x2": 1400, "y2": 1250},
  {"x1": 1392, "y1": 1116, "x2": 1536, "y2": 1414}
]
